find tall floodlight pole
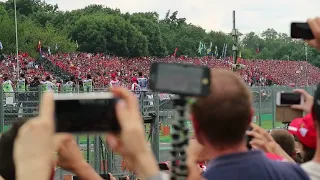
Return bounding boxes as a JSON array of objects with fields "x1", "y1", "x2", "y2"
[
  {"x1": 232, "y1": 10, "x2": 238, "y2": 71},
  {"x1": 14, "y1": 0, "x2": 19, "y2": 76}
]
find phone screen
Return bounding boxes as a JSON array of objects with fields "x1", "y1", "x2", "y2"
[
  {"x1": 280, "y1": 93, "x2": 301, "y2": 105},
  {"x1": 74, "y1": 174, "x2": 110, "y2": 180},
  {"x1": 159, "y1": 163, "x2": 170, "y2": 170},
  {"x1": 291, "y1": 23, "x2": 314, "y2": 39},
  {"x1": 55, "y1": 98, "x2": 120, "y2": 133},
  {"x1": 151, "y1": 63, "x2": 210, "y2": 96}
]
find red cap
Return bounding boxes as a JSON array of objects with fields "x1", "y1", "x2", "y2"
[
  {"x1": 132, "y1": 77, "x2": 137, "y2": 82},
  {"x1": 288, "y1": 114, "x2": 317, "y2": 149},
  {"x1": 111, "y1": 73, "x2": 116, "y2": 78},
  {"x1": 265, "y1": 153, "x2": 286, "y2": 161}
]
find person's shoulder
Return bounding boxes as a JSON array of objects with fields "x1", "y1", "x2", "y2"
[
  {"x1": 271, "y1": 161, "x2": 310, "y2": 179},
  {"x1": 301, "y1": 161, "x2": 320, "y2": 180}
]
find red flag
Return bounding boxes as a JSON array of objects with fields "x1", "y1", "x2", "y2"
[
  {"x1": 256, "y1": 45, "x2": 260, "y2": 54},
  {"x1": 173, "y1": 48, "x2": 178, "y2": 57},
  {"x1": 38, "y1": 40, "x2": 42, "y2": 53},
  {"x1": 237, "y1": 57, "x2": 242, "y2": 64}
]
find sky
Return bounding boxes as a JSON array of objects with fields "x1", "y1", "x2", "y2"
[{"x1": 4, "y1": 0, "x2": 320, "y2": 34}]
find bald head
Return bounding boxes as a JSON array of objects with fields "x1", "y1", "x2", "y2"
[{"x1": 192, "y1": 69, "x2": 253, "y2": 147}]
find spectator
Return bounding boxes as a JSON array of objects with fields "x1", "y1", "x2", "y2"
[
  {"x1": 288, "y1": 114, "x2": 316, "y2": 162},
  {"x1": 190, "y1": 69, "x2": 309, "y2": 180},
  {"x1": 270, "y1": 129, "x2": 302, "y2": 163},
  {"x1": 301, "y1": 83, "x2": 320, "y2": 179}
]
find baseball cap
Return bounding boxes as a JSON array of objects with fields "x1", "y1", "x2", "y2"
[
  {"x1": 288, "y1": 114, "x2": 316, "y2": 149},
  {"x1": 132, "y1": 77, "x2": 137, "y2": 82},
  {"x1": 111, "y1": 73, "x2": 116, "y2": 78}
]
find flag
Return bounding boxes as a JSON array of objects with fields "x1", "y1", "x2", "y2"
[
  {"x1": 207, "y1": 42, "x2": 212, "y2": 55},
  {"x1": 305, "y1": 45, "x2": 308, "y2": 61},
  {"x1": 76, "y1": 41, "x2": 79, "y2": 49},
  {"x1": 0, "y1": 41, "x2": 3, "y2": 50},
  {"x1": 173, "y1": 48, "x2": 178, "y2": 57},
  {"x1": 38, "y1": 40, "x2": 42, "y2": 54},
  {"x1": 256, "y1": 44, "x2": 260, "y2": 54},
  {"x1": 221, "y1": 43, "x2": 225, "y2": 57},
  {"x1": 48, "y1": 47, "x2": 51, "y2": 55},
  {"x1": 237, "y1": 51, "x2": 242, "y2": 63},
  {"x1": 214, "y1": 46, "x2": 218, "y2": 57},
  {"x1": 55, "y1": 43, "x2": 58, "y2": 50},
  {"x1": 198, "y1": 42, "x2": 202, "y2": 55},
  {"x1": 224, "y1": 44, "x2": 228, "y2": 58}
]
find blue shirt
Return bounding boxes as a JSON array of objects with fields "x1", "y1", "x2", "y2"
[{"x1": 203, "y1": 151, "x2": 310, "y2": 180}]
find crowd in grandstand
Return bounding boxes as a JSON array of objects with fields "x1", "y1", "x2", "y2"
[{"x1": 1, "y1": 51, "x2": 320, "y2": 91}]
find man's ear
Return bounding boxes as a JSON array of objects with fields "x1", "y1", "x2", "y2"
[{"x1": 190, "y1": 114, "x2": 204, "y2": 145}]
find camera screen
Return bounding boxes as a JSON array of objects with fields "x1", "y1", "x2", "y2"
[
  {"x1": 155, "y1": 64, "x2": 204, "y2": 95},
  {"x1": 280, "y1": 93, "x2": 301, "y2": 105},
  {"x1": 55, "y1": 98, "x2": 120, "y2": 133}
]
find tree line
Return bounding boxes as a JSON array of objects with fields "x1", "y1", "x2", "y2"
[{"x1": 0, "y1": 0, "x2": 319, "y2": 67}]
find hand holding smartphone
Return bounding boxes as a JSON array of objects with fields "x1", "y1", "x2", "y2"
[
  {"x1": 276, "y1": 92, "x2": 304, "y2": 106},
  {"x1": 276, "y1": 92, "x2": 304, "y2": 123}
]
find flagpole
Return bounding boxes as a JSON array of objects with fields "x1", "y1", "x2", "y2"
[{"x1": 14, "y1": 0, "x2": 19, "y2": 77}]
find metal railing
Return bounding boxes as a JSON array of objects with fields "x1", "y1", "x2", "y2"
[{"x1": 0, "y1": 85, "x2": 317, "y2": 179}]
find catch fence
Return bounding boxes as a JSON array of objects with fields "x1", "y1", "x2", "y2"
[{"x1": 0, "y1": 85, "x2": 317, "y2": 179}]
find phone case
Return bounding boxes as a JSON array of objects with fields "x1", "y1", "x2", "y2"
[{"x1": 276, "y1": 106, "x2": 303, "y2": 123}]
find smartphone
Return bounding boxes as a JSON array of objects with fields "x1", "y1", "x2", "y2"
[
  {"x1": 54, "y1": 93, "x2": 120, "y2": 133},
  {"x1": 74, "y1": 174, "x2": 110, "y2": 180},
  {"x1": 291, "y1": 22, "x2": 314, "y2": 39},
  {"x1": 246, "y1": 126, "x2": 253, "y2": 150},
  {"x1": 159, "y1": 163, "x2": 170, "y2": 170},
  {"x1": 149, "y1": 62, "x2": 211, "y2": 96},
  {"x1": 276, "y1": 92, "x2": 303, "y2": 106}
]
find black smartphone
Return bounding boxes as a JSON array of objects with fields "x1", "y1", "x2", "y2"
[
  {"x1": 159, "y1": 163, "x2": 170, "y2": 170},
  {"x1": 291, "y1": 22, "x2": 314, "y2": 39},
  {"x1": 54, "y1": 93, "x2": 120, "y2": 133},
  {"x1": 246, "y1": 126, "x2": 253, "y2": 150},
  {"x1": 149, "y1": 62, "x2": 211, "y2": 96},
  {"x1": 74, "y1": 174, "x2": 110, "y2": 180}
]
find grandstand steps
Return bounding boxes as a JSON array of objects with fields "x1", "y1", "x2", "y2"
[{"x1": 36, "y1": 56, "x2": 72, "y2": 80}]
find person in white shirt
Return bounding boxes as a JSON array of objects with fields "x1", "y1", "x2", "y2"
[
  {"x1": 137, "y1": 72, "x2": 148, "y2": 91},
  {"x1": 109, "y1": 73, "x2": 121, "y2": 89},
  {"x1": 42, "y1": 76, "x2": 55, "y2": 91}
]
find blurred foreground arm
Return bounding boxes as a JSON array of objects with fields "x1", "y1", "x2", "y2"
[
  {"x1": 55, "y1": 134, "x2": 103, "y2": 180},
  {"x1": 106, "y1": 88, "x2": 160, "y2": 179},
  {"x1": 14, "y1": 93, "x2": 56, "y2": 180}
]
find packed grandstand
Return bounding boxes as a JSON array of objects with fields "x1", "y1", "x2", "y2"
[{"x1": 1, "y1": 52, "x2": 319, "y2": 89}]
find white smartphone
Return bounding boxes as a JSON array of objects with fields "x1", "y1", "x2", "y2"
[
  {"x1": 276, "y1": 92, "x2": 304, "y2": 106},
  {"x1": 53, "y1": 92, "x2": 120, "y2": 133}
]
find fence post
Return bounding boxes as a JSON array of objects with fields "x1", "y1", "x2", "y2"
[
  {"x1": 151, "y1": 92, "x2": 160, "y2": 162},
  {"x1": 0, "y1": 84, "x2": 3, "y2": 133},
  {"x1": 93, "y1": 135, "x2": 101, "y2": 173},
  {"x1": 107, "y1": 148, "x2": 113, "y2": 174},
  {"x1": 86, "y1": 135, "x2": 90, "y2": 164},
  {"x1": 258, "y1": 85, "x2": 262, "y2": 127},
  {"x1": 271, "y1": 88, "x2": 275, "y2": 129}
]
